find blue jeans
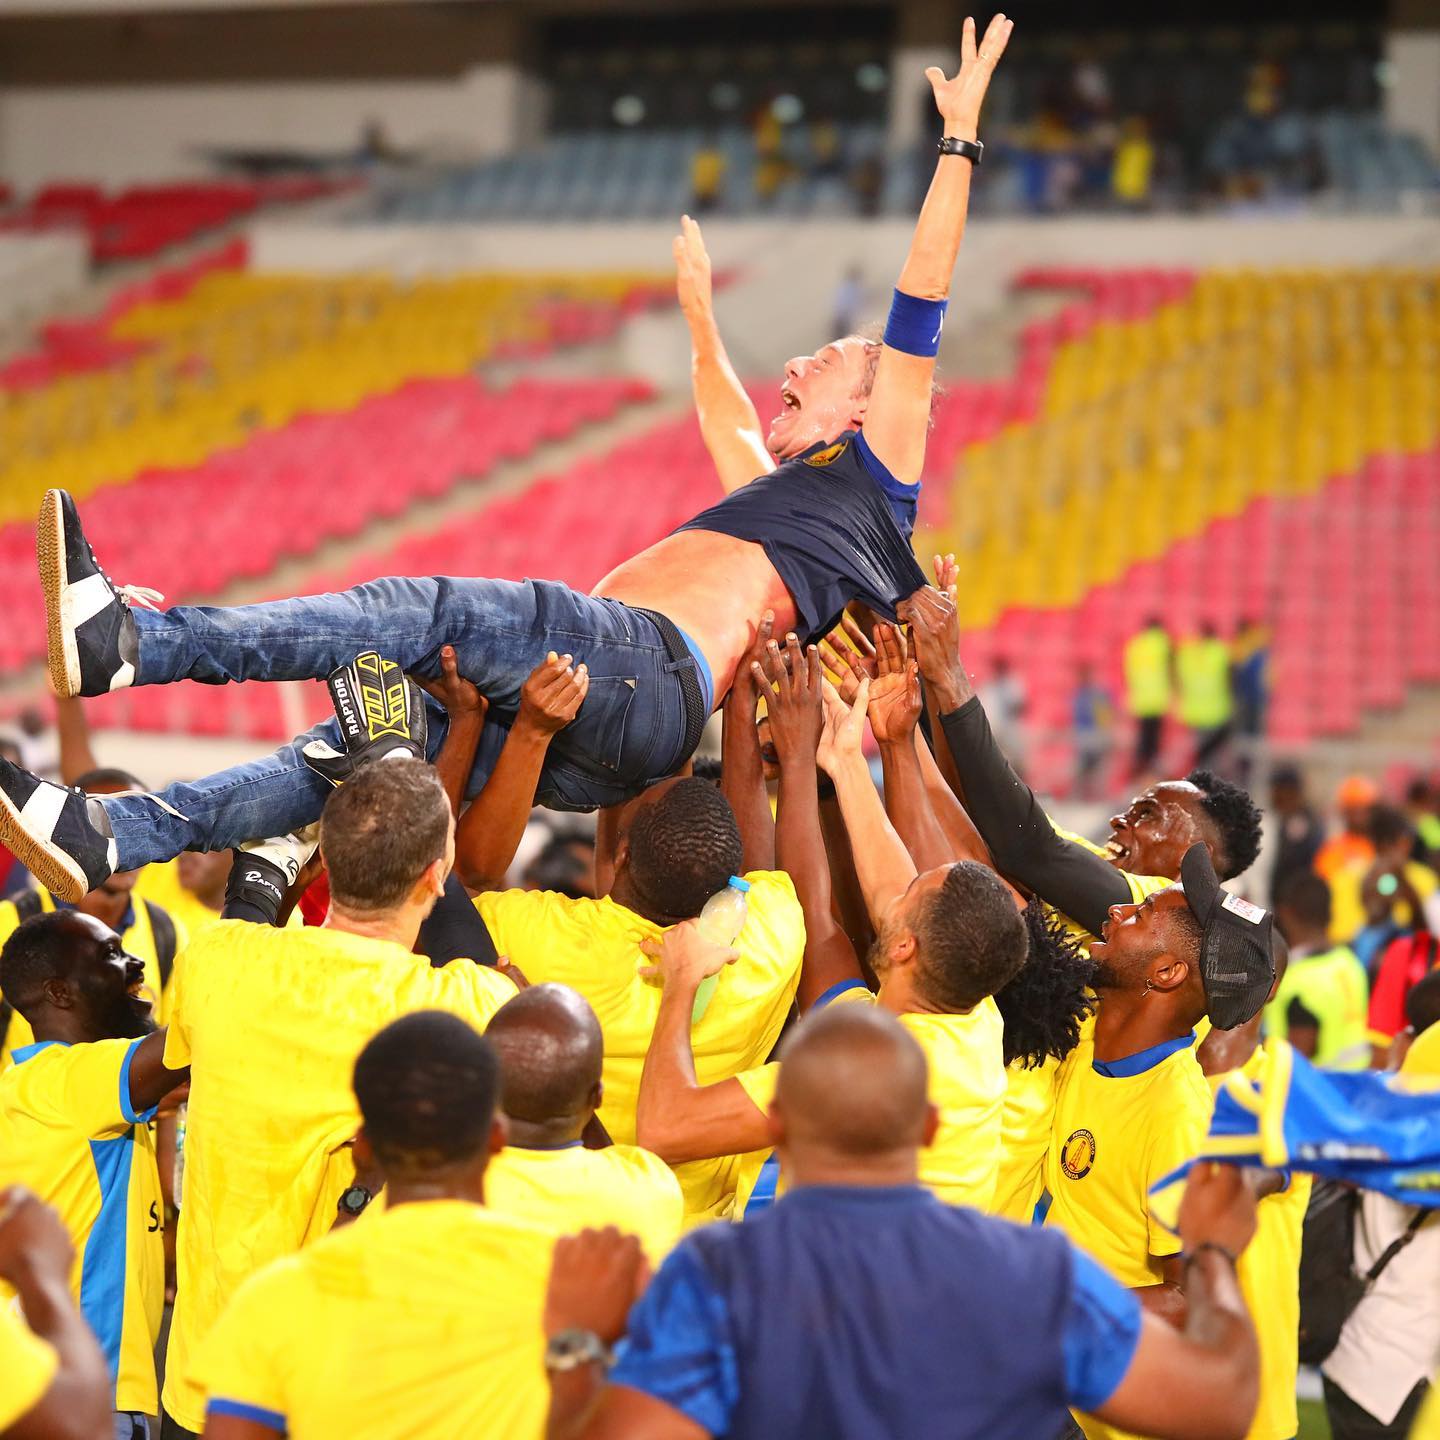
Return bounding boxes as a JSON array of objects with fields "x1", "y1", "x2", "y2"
[{"x1": 102, "y1": 577, "x2": 707, "y2": 869}]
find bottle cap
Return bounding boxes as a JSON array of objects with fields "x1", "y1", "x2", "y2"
[{"x1": 728, "y1": 875, "x2": 751, "y2": 892}]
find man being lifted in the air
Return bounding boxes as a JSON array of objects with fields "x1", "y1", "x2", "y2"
[{"x1": 1, "y1": 16, "x2": 1013, "y2": 902}]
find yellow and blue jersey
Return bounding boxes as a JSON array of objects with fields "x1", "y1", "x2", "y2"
[
  {"x1": 198, "y1": 1199, "x2": 556, "y2": 1439},
  {"x1": 0, "y1": 1037, "x2": 164, "y2": 1414},
  {"x1": 0, "y1": 1297, "x2": 58, "y2": 1431}
]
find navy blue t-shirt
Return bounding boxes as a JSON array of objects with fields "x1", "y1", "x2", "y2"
[
  {"x1": 610, "y1": 1184, "x2": 1141, "y2": 1440},
  {"x1": 675, "y1": 431, "x2": 929, "y2": 644}
]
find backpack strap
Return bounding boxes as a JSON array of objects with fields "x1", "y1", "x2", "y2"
[
  {"x1": 1363, "y1": 1207, "x2": 1432, "y2": 1288},
  {"x1": 144, "y1": 901, "x2": 178, "y2": 991}
]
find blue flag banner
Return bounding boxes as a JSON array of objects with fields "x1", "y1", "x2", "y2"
[{"x1": 1151, "y1": 1041, "x2": 1440, "y2": 1230}]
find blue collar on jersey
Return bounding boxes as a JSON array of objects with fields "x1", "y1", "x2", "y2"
[
  {"x1": 1092, "y1": 1030, "x2": 1196, "y2": 1078},
  {"x1": 11, "y1": 1040, "x2": 69, "y2": 1065}
]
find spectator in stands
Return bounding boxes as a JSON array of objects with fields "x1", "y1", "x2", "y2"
[
  {"x1": 690, "y1": 138, "x2": 727, "y2": 215},
  {"x1": 1330, "y1": 805, "x2": 1438, "y2": 950},
  {"x1": 1231, "y1": 617, "x2": 1270, "y2": 745},
  {"x1": 1408, "y1": 777, "x2": 1440, "y2": 864},
  {"x1": 1320, "y1": 992, "x2": 1440, "y2": 1440},
  {"x1": 809, "y1": 118, "x2": 844, "y2": 181},
  {"x1": 978, "y1": 654, "x2": 1027, "y2": 772},
  {"x1": 0, "y1": 1186, "x2": 112, "y2": 1440},
  {"x1": 1268, "y1": 763, "x2": 1324, "y2": 908},
  {"x1": 544, "y1": 1003, "x2": 1264, "y2": 1440},
  {"x1": 830, "y1": 264, "x2": 866, "y2": 339},
  {"x1": 1269, "y1": 872, "x2": 1369, "y2": 1068},
  {"x1": 1368, "y1": 916, "x2": 1440, "y2": 1069},
  {"x1": 1315, "y1": 776, "x2": 1379, "y2": 883},
  {"x1": 475, "y1": 775, "x2": 803, "y2": 1221},
  {"x1": 483, "y1": 984, "x2": 683, "y2": 1264},
  {"x1": 1072, "y1": 663, "x2": 1114, "y2": 800},
  {"x1": 1176, "y1": 621, "x2": 1234, "y2": 769},
  {"x1": 1122, "y1": 616, "x2": 1172, "y2": 780},
  {"x1": 1110, "y1": 117, "x2": 1155, "y2": 209},
  {"x1": 158, "y1": 759, "x2": 518, "y2": 1439},
  {"x1": 197, "y1": 1012, "x2": 561, "y2": 1440},
  {"x1": 849, "y1": 149, "x2": 884, "y2": 218},
  {"x1": 0, "y1": 909, "x2": 188, "y2": 1437}
]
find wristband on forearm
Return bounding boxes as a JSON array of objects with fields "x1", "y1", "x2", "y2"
[
  {"x1": 884, "y1": 289, "x2": 948, "y2": 358},
  {"x1": 223, "y1": 852, "x2": 287, "y2": 926},
  {"x1": 1182, "y1": 1241, "x2": 1239, "y2": 1271}
]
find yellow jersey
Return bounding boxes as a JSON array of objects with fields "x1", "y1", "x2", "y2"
[
  {"x1": 0, "y1": 890, "x2": 183, "y2": 1068},
  {"x1": 199, "y1": 1199, "x2": 556, "y2": 1440},
  {"x1": 0, "y1": 1038, "x2": 163, "y2": 1414},
  {"x1": 994, "y1": 1055, "x2": 1061, "y2": 1222},
  {"x1": 161, "y1": 920, "x2": 517, "y2": 1432},
  {"x1": 731, "y1": 993, "x2": 1007, "y2": 1216},
  {"x1": 1413, "y1": 1380, "x2": 1440, "y2": 1440},
  {"x1": 476, "y1": 874, "x2": 803, "y2": 1217},
  {"x1": 0, "y1": 1300, "x2": 57, "y2": 1431},
  {"x1": 484, "y1": 1142, "x2": 683, "y2": 1264},
  {"x1": 1051, "y1": 830, "x2": 1173, "y2": 948},
  {"x1": 1207, "y1": 1040, "x2": 1311, "y2": 1440}
]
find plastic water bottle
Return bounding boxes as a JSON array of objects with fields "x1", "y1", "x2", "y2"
[{"x1": 691, "y1": 876, "x2": 750, "y2": 1023}]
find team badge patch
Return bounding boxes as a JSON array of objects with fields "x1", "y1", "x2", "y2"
[
  {"x1": 803, "y1": 440, "x2": 849, "y2": 468},
  {"x1": 1061, "y1": 1128, "x2": 1096, "y2": 1180}
]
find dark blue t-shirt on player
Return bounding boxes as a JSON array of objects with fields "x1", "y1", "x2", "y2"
[
  {"x1": 675, "y1": 430, "x2": 929, "y2": 644},
  {"x1": 609, "y1": 1184, "x2": 1141, "y2": 1440}
]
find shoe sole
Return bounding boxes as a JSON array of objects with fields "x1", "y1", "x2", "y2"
[
  {"x1": 37, "y1": 490, "x2": 81, "y2": 700},
  {"x1": 0, "y1": 782, "x2": 88, "y2": 902}
]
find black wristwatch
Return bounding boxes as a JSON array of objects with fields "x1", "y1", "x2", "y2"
[
  {"x1": 336, "y1": 1184, "x2": 373, "y2": 1218},
  {"x1": 545, "y1": 1328, "x2": 613, "y2": 1374},
  {"x1": 938, "y1": 136, "x2": 984, "y2": 165}
]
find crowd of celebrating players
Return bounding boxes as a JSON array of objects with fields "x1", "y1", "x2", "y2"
[{"x1": 0, "y1": 14, "x2": 1437, "y2": 1440}]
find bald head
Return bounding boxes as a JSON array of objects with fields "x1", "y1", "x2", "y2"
[
  {"x1": 485, "y1": 983, "x2": 604, "y2": 1129},
  {"x1": 774, "y1": 1006, "x2": 931, "y2": 1164}
]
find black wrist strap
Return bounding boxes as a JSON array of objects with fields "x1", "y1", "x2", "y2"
[
  {"x1": 1182, "y1": 1240, "x2": 1239, "y2": 1270},
  {"x1": 938, "y1": 136, "x2": 984, "y2": 165}
]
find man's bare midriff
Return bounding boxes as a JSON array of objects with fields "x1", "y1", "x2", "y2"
[{"x1": 595, "y1": 530, "x2": 796, "y2": 707}]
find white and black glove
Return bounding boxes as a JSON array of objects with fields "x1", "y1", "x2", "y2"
[{"x1": 303, "y1": 651, "x2": 428, "y2": 788}]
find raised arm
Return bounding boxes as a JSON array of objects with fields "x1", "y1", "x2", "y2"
[
  {"x1": 721, "y1": 613, "x2": 776, "y2": 874},
  {"x1": 127, "y1": 1029, "x2": 189, "y2": 1115},
  {"x1": 675, "y1": 215, "x2": 774, "y2": 494},
  {"x1": 412, "y1": 644, "x2": 487, "y2": 818},
  {"x1": 861, "y1": 16, "x2": 1011, "y2": 485},
  {"x1": 757, "y1": 635, "x2": 864, "y2": 1008},
  {"x1": 453, "y1": 655, "x2": 588, "y2": 892},
  {"x1": 0, "y1": 1189, "x2": 111, "y2": 1440},
  {"x1": 899, "y1": 583, "x2": 1130, "y2": 935},
  {"x1": 816, "y1": 677, "x2": 917, "y2": 928},
  {"x1": 634, "y1": 924, "x2": 769, "y2": 1164}
]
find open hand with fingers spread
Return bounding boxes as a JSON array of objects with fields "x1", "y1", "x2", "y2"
[
  {"x1": 816, "y1": 675, "x2": 870, "y2": 780},
  {"x1": 755, "y1": 632, "x2": 825, "y2": 771},
  {"x1": 867, "y1": 623, "x2": 923, "y2": 745},
  {"x1": 821, "y1": 611, "x2": 878, "y2": 707},
  {"x1": 926, "y1": 13, "x2": 1014, "y2": 139},
  {"x1": 519, "y1": 653, "x2": 590, "y2": 736}
]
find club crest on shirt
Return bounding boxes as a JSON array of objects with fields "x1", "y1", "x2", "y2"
[
  {"x1": 803, "y1": 440, "x2": 850, "y2": 468},
  {"x1": 1061, "y1": 1128, "x2": 1096, "y2": 1180}
]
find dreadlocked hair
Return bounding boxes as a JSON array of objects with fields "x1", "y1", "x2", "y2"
[
  {"x1": 1185, "y1": 769, "x2": 1263, "y2": 881},
  {"x1": 994, "y1": 905, "x2": 1097, "y2": 1070}
]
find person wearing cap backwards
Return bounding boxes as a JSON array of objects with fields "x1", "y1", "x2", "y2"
[{"x1": 1040, "y1": 843, "x2": 1278, "y2": 1440}]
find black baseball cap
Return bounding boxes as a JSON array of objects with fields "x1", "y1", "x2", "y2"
[{"x1": 1179, "y1": 842, "x2": 1277, "y2": 1030}]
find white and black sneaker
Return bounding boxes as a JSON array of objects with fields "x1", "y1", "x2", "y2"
[
  {"x1": 0, "y1": 756, "x2": 117, "y2": 902},
  {"x1": 38, "y1": 488, "x2": 163, "y2": 699}
]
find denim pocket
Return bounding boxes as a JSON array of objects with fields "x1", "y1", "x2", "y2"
[{"x1": 548, "y1": 672, "x2": 640, "y2": 775}]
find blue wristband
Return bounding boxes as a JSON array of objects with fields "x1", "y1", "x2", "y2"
[{"x1": 883, "y1": 288, "x2": 948, "y2": 357}]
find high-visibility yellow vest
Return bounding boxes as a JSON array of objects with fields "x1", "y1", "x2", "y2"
[
  {"x1": 1123, "y1": 627, "x2": 1171, "y2": 718},
  {"x1": 1176, "y1": 637, "x2": 1234, "y2": 729}
]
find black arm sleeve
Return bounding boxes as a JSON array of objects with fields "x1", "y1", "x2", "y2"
[
  {"x1": 417, "y1": 873, "x2": 499, "y2": 969},
  {"x1": 936, "y1": 697, "x2": 1132, "y2": 937}
]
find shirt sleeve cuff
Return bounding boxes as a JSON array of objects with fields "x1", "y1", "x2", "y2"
[
  {"x1": 854, "y1": 429, "x2": 921, "y2": 502},
  {"x1": 206, "y1": 1398, "x2": 287, "y2": 1433},
  {"x1": 118, "y1": 1038, "x2": 158, "y2": 1125},
  {"x1": 1062, "y1": 1248, "x2": 1143, "y2": 1412}
]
